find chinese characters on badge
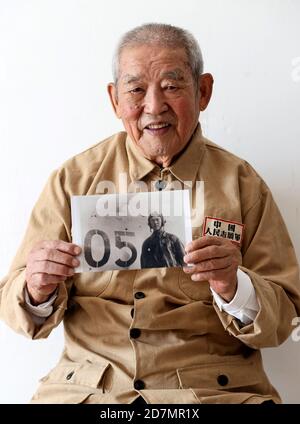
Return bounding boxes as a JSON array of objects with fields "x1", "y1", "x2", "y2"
[{"x1": 202, "y1": 216, "x2": 244, "y2": 244}]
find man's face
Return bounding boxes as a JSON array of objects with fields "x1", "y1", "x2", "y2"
[
  {"x1": 149, "y1": 216, "x2": 163, "y2": 231},
  {"x1": 108, "y1": 45, "x2": 212, "y2": 166}
]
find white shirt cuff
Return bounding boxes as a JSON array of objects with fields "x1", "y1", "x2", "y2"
[
  {"x1": 211, "y1": 268, "x2": 259, "y2": 325},
  {"x1": 24, "y1": 287, "x2": 57, "y2": 325}
]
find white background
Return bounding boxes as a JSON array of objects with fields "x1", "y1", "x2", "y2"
[{"x1": 0, "y1": 0, "x2": 300, "y2": 403}]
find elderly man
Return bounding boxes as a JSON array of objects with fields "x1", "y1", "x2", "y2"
[
  {"x1": 1, "y1": 23, "x2": 300, "y2": 405},
  {"x1": 141, "y1": 212, "x2": 185, "y2": 268}
]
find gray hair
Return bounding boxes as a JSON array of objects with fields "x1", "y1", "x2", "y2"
[{"x1": 112, "y1": 23, "x2": 204, "y2": 87}]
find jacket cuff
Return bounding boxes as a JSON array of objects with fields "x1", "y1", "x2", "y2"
[{"x1": 211, "y1": 268, "x2": 259, "y2": 325}]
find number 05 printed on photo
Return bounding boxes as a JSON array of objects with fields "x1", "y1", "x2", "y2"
[{"x1": 71, "y1": 190, "x2": 192, "y2": 272}]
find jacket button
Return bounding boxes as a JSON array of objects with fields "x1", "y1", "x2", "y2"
[
  {"x1": 130, "y1": 308, "x2": 134, "y2": 318},
  {"x1": 217, "y1": 374, "x2": 229, "y2": 386},
  {"x1": 155, "y1": 180, "x2": 167, "y2": 191},
  {"x1": 134, "y1": 379, "x2": 145, "y2": 390},
  {"x1": 66, "y1": 371, "x2": 74, "y2": 380},
  {"x1": 134, "y1": 292, "x2": 145, "y2": 299},
  {"x1": 130, "y1": 328, "x2": 141, "y2": 339}
]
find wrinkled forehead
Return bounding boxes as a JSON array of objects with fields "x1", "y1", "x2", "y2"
[{"x1": 118, "y1": 44, "x2": 191, "y2": 80}]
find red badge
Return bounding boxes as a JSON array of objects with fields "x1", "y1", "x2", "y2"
[{"x1": 202, "y1": 216, "x2": 245, "y2": 245}]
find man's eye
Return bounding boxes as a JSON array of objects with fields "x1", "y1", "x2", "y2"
[
  {"x1": 129, "y1": 87, "x2": 144, "y2": 94},
  {"x1": 165, "y1": 85, "x2": 177, "y2": 91}
]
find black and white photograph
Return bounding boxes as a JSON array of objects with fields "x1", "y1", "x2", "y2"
[{"x1": 71, "y1": 190, "x2": 192, "y2": 272}]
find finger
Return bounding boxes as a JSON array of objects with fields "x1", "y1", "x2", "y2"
[
  {"x1": 29, "y1": 261, "x2": 75, "y2": 277},
  {"x1": 185, "y1": 236, "x2": 227, "y2": 253},
  {"x1": 183, "y1": 256, "x2": 231, "y2": 273},
  {"x1": 32, "y1": 240, "x2": 81, "y2": 256},
  {"x1": 29, "y1": 273, "x2": 66, "y2": 288},
  {"x1": 32, "y1": 248, "x2": 80, "y2": 268},
  {"x1": 189, "y1": 266, "x2": 232, "y2": 282},
  {"x1": 184, "y1": 244, "x2": 227, "y2": 264}
]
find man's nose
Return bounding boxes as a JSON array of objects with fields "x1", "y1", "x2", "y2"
[{"x1": 143, "y1": 87, "x2": 168, "y2": 115}]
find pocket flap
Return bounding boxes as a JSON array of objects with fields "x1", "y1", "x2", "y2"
[
  {"x1": 31, "y1": 390, "x2": 92, "y2": 404},
  {"x1": 42, "y1": 362, "x2": 110, "y2": 388},
  {"x1": 177, "y1": 359, "x2": 260, "y2": 390}
]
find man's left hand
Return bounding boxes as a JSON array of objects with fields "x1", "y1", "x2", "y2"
[{"x1": 183, "y1": 236, "x2": 242, "y2": 302}]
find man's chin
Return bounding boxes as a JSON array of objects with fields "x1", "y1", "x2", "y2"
[{"x1": 140, "y1": 138, "x2": 173, "y2": 156}]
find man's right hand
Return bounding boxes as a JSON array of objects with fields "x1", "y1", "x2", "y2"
[{"x1": 25, "y1": 240, "x2": 81, "y2": 305}]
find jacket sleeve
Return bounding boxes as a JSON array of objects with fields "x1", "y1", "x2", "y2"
[
  {"x1": 0, "y1": 168, "x2": 73, "y2": 339},
  {"x1": 213, "y1": 174, "x2": 300, "y2": 349}
]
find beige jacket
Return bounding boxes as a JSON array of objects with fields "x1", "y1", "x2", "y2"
[{"x1": 1, "y1": 125, "x2": 300, "y2": 404}]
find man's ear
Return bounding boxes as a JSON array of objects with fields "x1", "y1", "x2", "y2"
[
  {"x1": 107, "y1": 83, "x2": 121, "y2": 118},
  {"x1": 198, "y1": 73, "x2": 214, "y2": 111}
]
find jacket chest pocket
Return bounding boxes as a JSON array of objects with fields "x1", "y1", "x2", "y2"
[
  {"x1": 73, "y1": 271, "x2": 113, "y2": 296},
  {"x1": 178, "y1": 269, "x2": 212, "y2": 301}
]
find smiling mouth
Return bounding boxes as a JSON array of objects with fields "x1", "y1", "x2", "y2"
[
  {"x1": 144, "y1": 122, "x2": 172, "y2": 134},
  {"x1": 145, "y1": 123, "x2": 171, "y2": 129}
]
